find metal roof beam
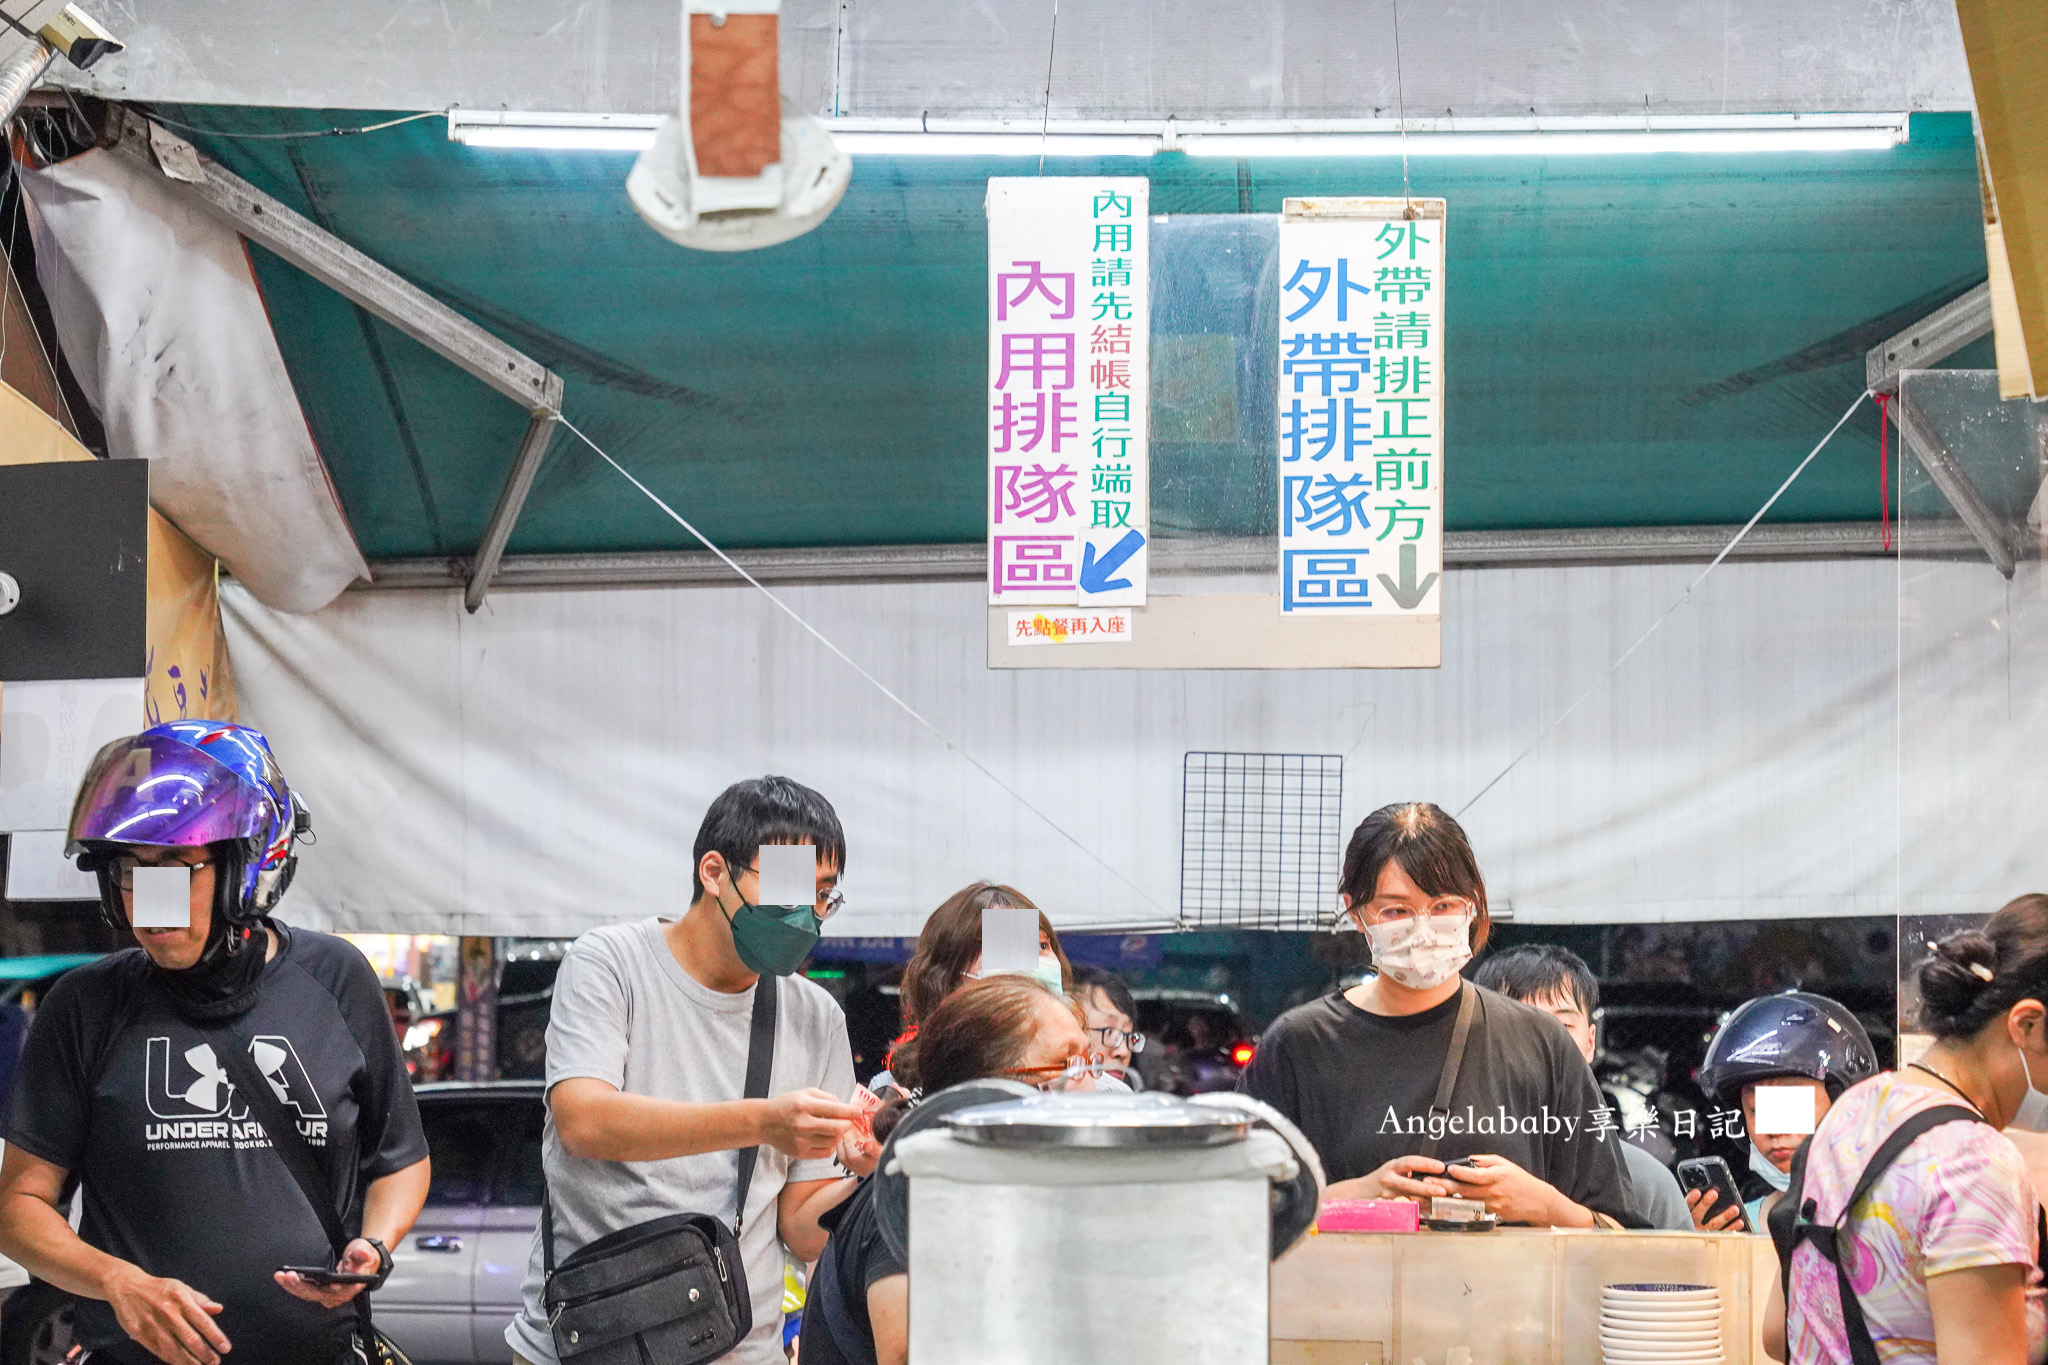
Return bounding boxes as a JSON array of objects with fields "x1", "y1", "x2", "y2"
[
  {"x1": 1865, "y1": 282, "x2": 1994, "y2": 395},
  {"x1": 108, "y1": 109, "x2": 565, "y2": 611},
  {"x1": 1864, "y1": 286, "x2": 2017, "y2": 576},
  {"x1": 355, "y1": 521, "x2": 1985, "y2": 594},
  {"x1": 463, "y1": 412, "x2": 559, "y2": 613}
]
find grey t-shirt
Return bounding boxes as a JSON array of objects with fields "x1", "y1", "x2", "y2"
[
  {"x1": 507, "y1": 918, "x2": 855, "y2": 1365},
  {"x1": 1621, "y1": 1139, "x2": 1693, "y2": 1231}
]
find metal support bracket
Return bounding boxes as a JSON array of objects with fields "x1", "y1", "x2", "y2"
[
  {"x1": 1866, "y1": 282, "x2": 1993, "y2": 395},
  {"x1": 1887, "y1": 395, "x2": 2018, "y2": 578},
  {"x1": 1865, "y1": 284, "x2": 2017, "y2": 576},
  {"x1": 463, "y1": 412, "x2": 560, "y2": 612},
  {"x1": 107, "y1": 108, "x2": 566, "y2": 609}
]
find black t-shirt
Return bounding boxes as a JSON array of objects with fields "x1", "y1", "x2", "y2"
[
  {"x1": 3, "y1": 927, "x2": 429, "y2": 1365},
  {"x1": 1240, "y1": 983, "x2": 1638, "y2": 1224},
  {"x1": 798, "y1": 1177, "x2": 904, "y2": 1365}
]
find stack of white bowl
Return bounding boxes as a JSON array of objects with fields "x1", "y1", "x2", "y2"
[{"x1": 1600, "y1": 1283, "x2": 1723, "y2": 1364}]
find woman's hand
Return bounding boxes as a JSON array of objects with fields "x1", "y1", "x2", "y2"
[
  {"x1": 1324, "y1": 1155, "x2": 1454, "y2": 1202},
  {"x1": 1440, "y1": 1155, "x2": 1588, "y2": 1226},
  {"x1": 1685, "y1": 1186, "x2": 1745, "y2": 1232}
]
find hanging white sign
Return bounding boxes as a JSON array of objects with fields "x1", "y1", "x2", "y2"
[
  {"x1": 986, "y1": 177, "x2": 1150, "y2": 609},
  {"x1": 1276, "y1": 198, "x2": 1445, "y2": 617}
]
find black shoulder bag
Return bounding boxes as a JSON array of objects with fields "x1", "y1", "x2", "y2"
[
  {"x1": 210, "y1": 1020, "x2": 414, "y2": 1365},
  {"x1": 540, "y1": 973, "x2": 779, "y2": 1365},
  {"x1": 1770, "y1": 1102, "x2": 2048, "y2": 1365}
]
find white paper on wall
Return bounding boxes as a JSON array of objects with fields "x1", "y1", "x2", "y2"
[
  {"x1": 0, "y1": 677, "x2": 146, "y2": 832},
  {"x1": 2, "y1": 830, "x2": 99, "y2": 901}
]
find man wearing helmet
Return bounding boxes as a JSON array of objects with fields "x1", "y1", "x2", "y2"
[
  {"x1": 1691, "y1": 990, "x2": 1879, "y2": 1232},
  {"x1": 0, "y1": 722, "x2": 430, "y2": 1365}
]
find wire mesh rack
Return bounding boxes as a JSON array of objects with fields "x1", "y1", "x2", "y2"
[{"x1": 1179, "y1": 751, "x2": 1344, "y2": 929}]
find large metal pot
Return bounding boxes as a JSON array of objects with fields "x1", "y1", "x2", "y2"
[{"x1": 890, "y1": 1091, "x2": 1315, "y2": 1365}]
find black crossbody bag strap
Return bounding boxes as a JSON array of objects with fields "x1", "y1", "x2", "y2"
[
  {"x1": 543, "y1": 973, "x2": 779, "y2": 1276},
  {"x1": 211, "y1": 1020, "x2": 378, "y2": 1348},
  {"x1": 1416, "y1": 981, "x2": 1477, "y2": 1164},
  {"x1": 1787, "y1": 1104, "x2": 1980, "y2": 1365}
]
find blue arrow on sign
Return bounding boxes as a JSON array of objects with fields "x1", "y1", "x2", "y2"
[{"x1": 1079, "y1": 529, "x2": 1146, "y2": 595}]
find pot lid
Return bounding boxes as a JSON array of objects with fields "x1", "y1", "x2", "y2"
[{"x1": 944, "y1": 1092, "x2": 1252, "y2": 1149}]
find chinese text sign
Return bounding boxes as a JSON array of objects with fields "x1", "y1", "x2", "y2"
[
  {"x1": 1277, "y1": 199, "x2": 1445, "y2": 617},
  {"x1": 988, "y1": 177, "x2": 1150, "y2": 607}
]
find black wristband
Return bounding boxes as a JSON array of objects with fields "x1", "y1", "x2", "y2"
[{"x1": 361, "y1": 1237, "x2": 392, "y2": 1290}]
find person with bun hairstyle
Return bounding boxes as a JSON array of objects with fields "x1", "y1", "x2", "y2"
[
  {"x1": 799, "y1": 976, "x2": 1093, "y2": 1365},
  {"x1": 1764, "y1": 894, "x2": 2048, "y2": 1365},
  {"x1": 872, "y1": 882, "x2": 1074, "y2": 1092},
  {"x1": 1240, "y1": 803, "x2": 1638, "y2": 1227}
]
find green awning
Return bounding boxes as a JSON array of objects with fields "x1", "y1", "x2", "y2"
[{"x1": 165, "y1": 108, "x2": 1990, "y2": 560}]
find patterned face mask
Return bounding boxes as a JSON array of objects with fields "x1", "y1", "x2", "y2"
[{"x1": 1363, "y1": 908, "x2": 1475, "y2": 989}]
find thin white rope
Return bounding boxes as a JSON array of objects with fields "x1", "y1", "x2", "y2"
[
  {"x1": 557, "y1": 415, "x2": 1175, "y2": 921},
  {"x1": 1456, "y1": 389, "x2": 1874, "y2": 818}
]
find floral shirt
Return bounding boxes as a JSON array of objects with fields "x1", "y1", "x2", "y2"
[{"x1": 1787, "y1": 1072, "x2": 2047, "y2": 1364}]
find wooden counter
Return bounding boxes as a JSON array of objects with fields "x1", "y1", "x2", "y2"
[{"x1": 1271, "y1": 1227, "x2": 1776, "y2": 1365}]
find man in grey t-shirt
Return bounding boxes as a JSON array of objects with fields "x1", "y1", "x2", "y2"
[{"x1": 507, "y1": 777, "x2": 868, "y2": 1365}]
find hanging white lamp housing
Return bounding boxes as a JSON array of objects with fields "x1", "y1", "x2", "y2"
[{"x1": 627, "y1": 0, "x2": 849, "y2": 251}]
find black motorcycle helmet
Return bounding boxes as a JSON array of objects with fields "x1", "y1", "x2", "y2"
[{"x1": 1698, "y1": 991, "x2": 1878, "y2": 1105}]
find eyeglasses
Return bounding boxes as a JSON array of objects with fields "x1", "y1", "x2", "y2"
[
  {"x1": 1002, "y1": 1056, "x2": 1106, "y2": 1092},
  {"x1": 733, "y1": 864, "x2": 845, "y2": 919},
  {"x1": 110, "y1": 855, "x2": 211, "y2": 891},
  {"x1": 1088, "y1": 1026, "x2": 1146, "y2": 1054},
  {"x1": 1362, "y1": 895, "x2": 1476, "y2": 921}
]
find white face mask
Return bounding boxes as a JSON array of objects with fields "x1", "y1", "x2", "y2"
[
  {"x1": 972, "y1": 954, "x2": 1066, "y2": 996},
  {"x1": 1362, "y1": 910, "x2": 1474, "y2": 989},
  {"x1": 2013, "y1": 1046, "x2": 2048, "y2": 1132},
  {"x1": 1748, "y1": 1141, "x2": 1792, "y2": 1193}
]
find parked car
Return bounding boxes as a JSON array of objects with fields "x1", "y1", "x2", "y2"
[
  {"x1": 1130, "y1": 989, "x2": 1257, "y2": 1094},
  {"x1": 0, "y1": 1082, "x2": 548, "y2": 1365},
  {"x1": 379, "y1": 1082, "x2": 545, "y2": 1364}
]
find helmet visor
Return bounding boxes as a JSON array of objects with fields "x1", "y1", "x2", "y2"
[{"x1": 66, "y1": 734, "x2": 263, "y2": 855}]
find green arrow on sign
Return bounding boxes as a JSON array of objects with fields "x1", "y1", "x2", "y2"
[{"x1": 1375, "y1": 543, "x2": 1439, "y2": 609}]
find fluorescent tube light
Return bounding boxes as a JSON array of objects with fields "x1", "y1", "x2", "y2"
[
  {"x1": 449, "y1": 111, "x2": 660, "y2": 151},
  {"x1": 448, "y1": 111, "x2": 1907, "y2": 158},
  {"x1": 1180, "y1": 127, "x2": 1904, "y2": 157},
  {"x1": 830, "y1": 131, "x2": 1161, "y2": 157}
]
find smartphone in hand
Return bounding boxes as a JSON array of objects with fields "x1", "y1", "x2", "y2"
[
  {"x1": 1676, "y1": 1156, "x2": 1752, "y2": 1232},
  {"x1": 278, "y1": 1265, "x2": 380, "y2": 1286}
]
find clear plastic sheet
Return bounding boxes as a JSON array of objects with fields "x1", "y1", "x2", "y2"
[
  {"x1": 1894, "y1": 370, "x2": 2048, "y2": 1052},
  {"x1": 1148, "y1": 214, "x2": 1279, "y2": 541}
]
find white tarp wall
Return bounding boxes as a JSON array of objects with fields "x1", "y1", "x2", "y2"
[{"x1": 217, "y1": 554, "x2": 2002, "y2": 941}]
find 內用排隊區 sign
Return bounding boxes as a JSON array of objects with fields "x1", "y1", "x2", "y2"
[{"x1": 987, "y1": 178, "x2": 1151, "y2": 610}]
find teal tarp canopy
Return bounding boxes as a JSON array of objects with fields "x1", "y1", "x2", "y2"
[{"x1": 168, "y1": 108, "x2": 1991, "y2": 560}]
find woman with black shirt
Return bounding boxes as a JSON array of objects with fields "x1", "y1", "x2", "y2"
[{"x1": 1240, "y1": 802, "x2": 1637, "y2": 1227}]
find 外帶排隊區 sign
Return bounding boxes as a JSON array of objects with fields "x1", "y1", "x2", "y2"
[{"x1": 1277, "y1": 198, "x2": 1445, "y2": 618}]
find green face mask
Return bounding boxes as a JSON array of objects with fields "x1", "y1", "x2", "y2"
[{"x1": 725, "y1": 896, "x2": 823, "y2": 977}]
